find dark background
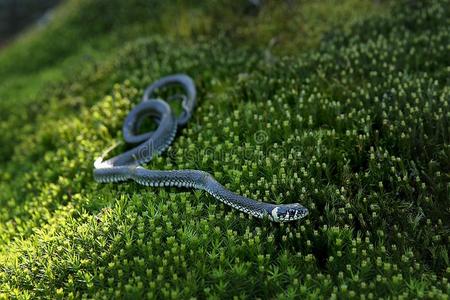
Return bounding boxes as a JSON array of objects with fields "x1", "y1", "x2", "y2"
[{"x1": 0, "y1": 0, "x2": 61, "y2": 47}]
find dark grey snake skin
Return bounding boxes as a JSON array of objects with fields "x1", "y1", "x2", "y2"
[{"x1": 94, "y1": 74, "x2": 308, "y2": 222}]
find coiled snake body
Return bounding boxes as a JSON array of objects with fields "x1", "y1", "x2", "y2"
[{"x1": 94, "y1": 74, "x2": 308, "y2": 222}]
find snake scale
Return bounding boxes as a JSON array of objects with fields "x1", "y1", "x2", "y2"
[{"x1": 94, "y1": 74, "x2": 308, "y2": 222}]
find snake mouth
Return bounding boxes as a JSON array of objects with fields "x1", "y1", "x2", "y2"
[{"x1": 268, "y1": 203, "x2": 309, "y2": 222}]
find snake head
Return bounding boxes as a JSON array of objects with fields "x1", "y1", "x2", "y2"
[{"x1": 267, "y1": 203, "x2": 309, "y2": 222}]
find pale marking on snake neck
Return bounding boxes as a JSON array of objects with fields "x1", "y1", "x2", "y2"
[{"x1": 271, "y1": 207, "x2": 280, "y2": 222}]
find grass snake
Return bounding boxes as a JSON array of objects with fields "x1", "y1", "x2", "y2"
[{"x1": 94, "y1": 74, "x2": 308, "y2": 222}]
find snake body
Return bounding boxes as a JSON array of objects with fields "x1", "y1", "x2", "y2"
[{"x1": 94, "y1": 74, "x2": 308, "y2": 222}]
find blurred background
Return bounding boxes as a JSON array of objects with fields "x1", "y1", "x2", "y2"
[{"x1": 0, "y1": 0, "x2": 60, "y2": 47}]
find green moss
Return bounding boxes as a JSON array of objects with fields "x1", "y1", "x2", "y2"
[{"x1": 0, "y1": 0, "x2": 449, "y2": 298}]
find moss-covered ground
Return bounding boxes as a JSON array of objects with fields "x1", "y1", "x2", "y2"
[{"x1": 0, "y1": 0, "x2": 449, "y2": 298}]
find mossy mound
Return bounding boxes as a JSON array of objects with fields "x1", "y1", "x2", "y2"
[{"x1": 0, "y1": 0, "x2": 448, "y2": 298}]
